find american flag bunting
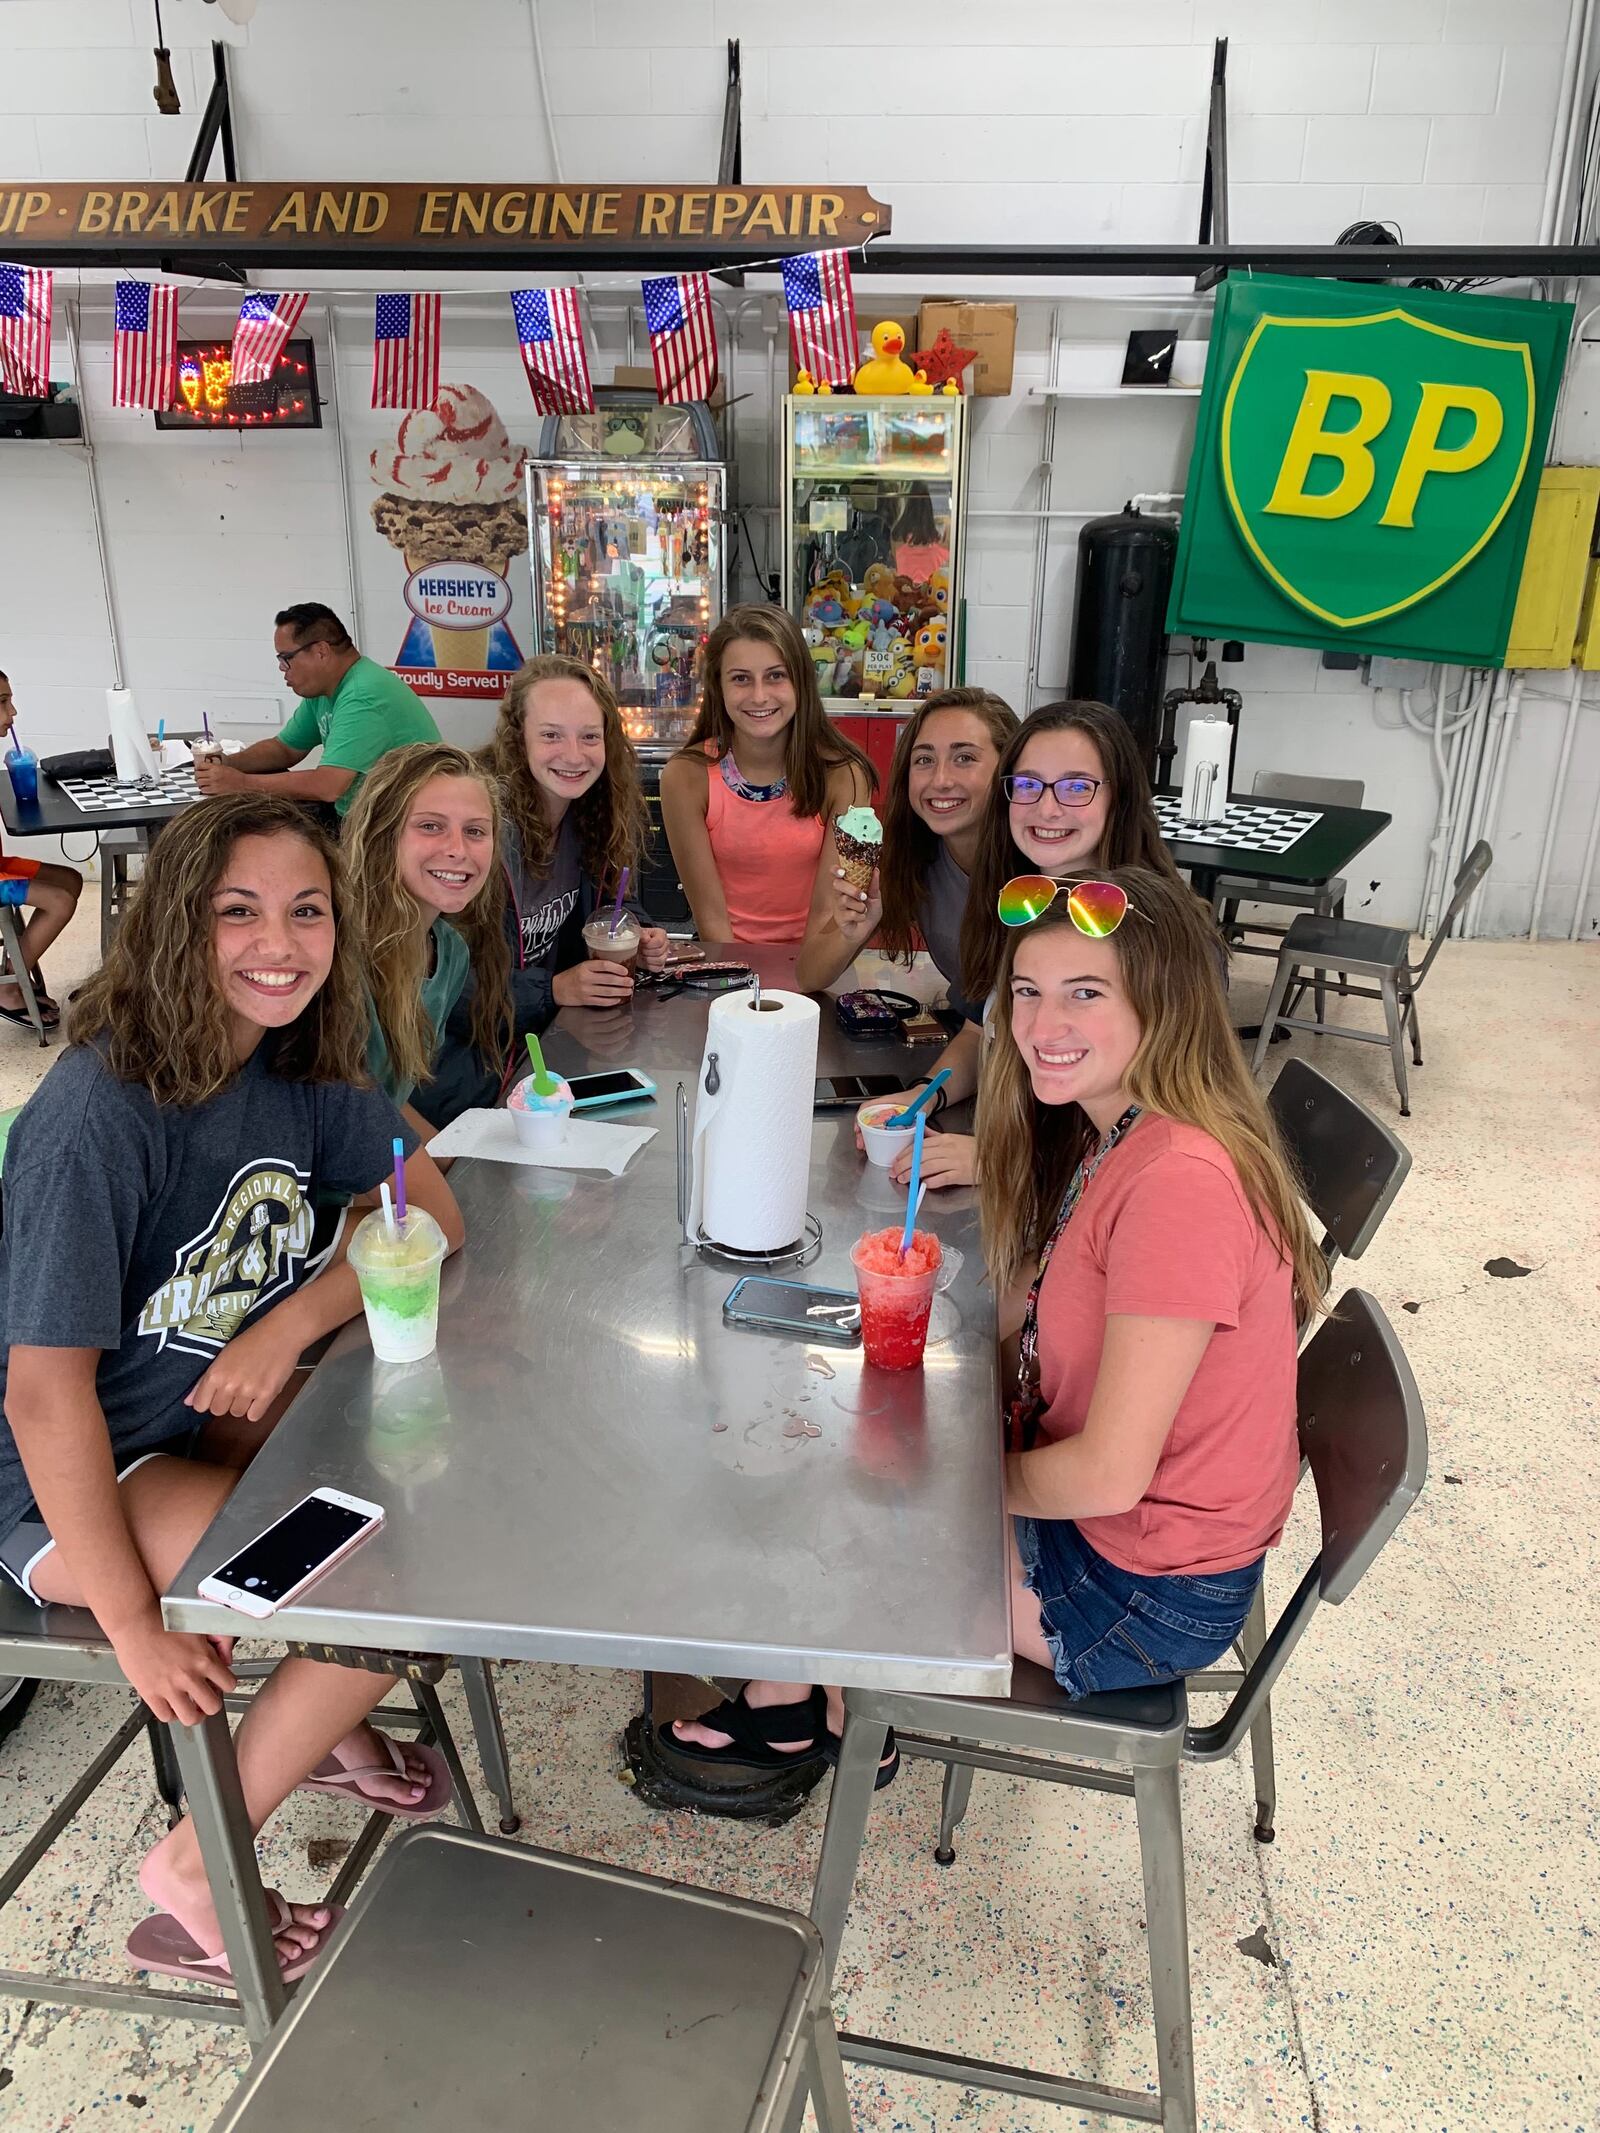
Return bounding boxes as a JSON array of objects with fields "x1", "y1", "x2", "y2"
[
  {"x1": 510, "y1": 287, "x2": 593, "y2": 414},
  {"x1": 231, "y1": 290, "x2": 308, "y2": 387},
  {"x1": 0, "y1": 261, "x2": 52, "y2": 398},
  {"x1": 372, "y1": 292, "x2": 441, "y2": 411},
  {"x1": 641, "y1": 272, "x2": 717, "y2": 405},
  {"x1": 782, "y1": 249, "x2": 858, "y2": 388},
  {"x1": 112, "y1": 279, "x2": 179, "y2": 411}
]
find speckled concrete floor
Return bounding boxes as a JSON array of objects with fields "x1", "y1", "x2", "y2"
[{"x1": 1, "y1": 898, "x2": 1595, "y2": 2132}]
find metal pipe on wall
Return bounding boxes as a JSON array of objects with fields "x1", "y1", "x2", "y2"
[
  {"x1": 1465, "y1": 672, "x2": 1523, "y2": 935},
  {"x1": 1022, "y1": 302, "x2": 1065, "y2": 708},
  {"x1": 323, "y1": 303, "x2": 364, "y2": 646},
  {"x1": 63, "y1": 298, "x2": 126, "y2": 692},
  {"x1": 1529, "y1": 668, "x2": 1585, "y2": 938},
  {"x1": 1570, "y1": 748, "x2": 1600, "y2": 936}
]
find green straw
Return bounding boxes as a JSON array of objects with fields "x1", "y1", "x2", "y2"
[{"x1": 525, "y1": 1032, "x2": 559, "y2": 1097}]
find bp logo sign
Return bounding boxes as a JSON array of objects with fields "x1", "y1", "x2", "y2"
[{"x1": 1169, "y1": 276, "x2": 1570, "y2": 667}]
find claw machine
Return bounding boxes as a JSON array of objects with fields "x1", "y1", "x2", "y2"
[
  {"x1": 781, "y1": 392, "x2": 970, "y2": 785},
  {"x1": 526, "y1": 390, "x2": 728, "y2": 920}
]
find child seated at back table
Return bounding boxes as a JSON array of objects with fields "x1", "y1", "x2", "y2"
[
  {"x1": 0, "y1": 793, "x2": 464, "y2": 1984},
  {"x1": 0, "y1": 666, "x2": 83, "y2": 1029}
]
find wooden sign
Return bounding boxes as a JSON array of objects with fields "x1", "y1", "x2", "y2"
[{"x1": 0, "y1": 182, "x2": 890, "y2": 255}]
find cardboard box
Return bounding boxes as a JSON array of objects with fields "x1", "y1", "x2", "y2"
[{"x1": 916, "y1": 300, "x2": 1018, "y2": 397}]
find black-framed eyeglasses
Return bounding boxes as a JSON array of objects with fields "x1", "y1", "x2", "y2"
[
  {"x1": 1002, "y1": 772, "x2": 1103, "y2": 808},
  {"x1": 275, "y1": 639, "x2": 324, "y2": 672}
]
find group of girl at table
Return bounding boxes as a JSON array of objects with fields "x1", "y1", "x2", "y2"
[{"x1": 0, "y1": 600, "x2": 1324, "y2": 1981}]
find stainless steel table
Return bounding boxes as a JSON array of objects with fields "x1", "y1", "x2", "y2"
[{"x1": 163, "y1": 945, "x2": 1010, "y2": 2039}]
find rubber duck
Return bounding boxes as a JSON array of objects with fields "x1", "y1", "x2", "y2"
[
  {"x1": 817, "y1": 379, "x2": 833, "y2": 395},
  {"x1": 793, "y1": 368, "x2": 817, "y2": 396},
  {"x1": 908, "y1": 368, "x2": 934, "y2": 396},
  {"x1": 853, "y1": 321, "x2": 919, "y2": 396},
  {"x1": 941, "y1": 377, "x2": 960, "y2": 397}
]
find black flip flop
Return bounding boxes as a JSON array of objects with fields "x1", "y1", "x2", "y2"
[
  {"x1": 0, "y1": 1003, "x2": 46, "y2": 1031},
  {"x1": 654, "y1": 1684, "x2": 827, "y2": 1772}
]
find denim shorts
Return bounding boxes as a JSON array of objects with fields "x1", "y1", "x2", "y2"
[{"x1": 1014, "y1": 1516, "x2": 1262, "y2": 1698}]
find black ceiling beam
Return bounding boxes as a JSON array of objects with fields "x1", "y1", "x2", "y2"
[
  {"x1": 183, "y1": 42, "x2": 237, "y2": 184},
  {"x1": 11, "y1": 240, "x2": 1600, "y2": 279}
]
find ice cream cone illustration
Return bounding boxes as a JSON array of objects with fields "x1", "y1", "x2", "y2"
[
  {"x1": 370, "y1": 384, "x2": 528, "y2": 674},
  {"x1": 834, "y1": 805, "x2": 884, "y2": 892}
]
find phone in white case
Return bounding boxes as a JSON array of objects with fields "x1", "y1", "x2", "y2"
[{"x1": 196, "y1": 1488, "x2": 385, "y2": 1619}]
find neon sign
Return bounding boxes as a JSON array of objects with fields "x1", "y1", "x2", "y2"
[{"x1": 154, "y1": 337, "x2": 322, "y2": 431}]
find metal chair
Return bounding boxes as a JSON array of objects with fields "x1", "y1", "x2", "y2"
[
  {"x1": 1250, "y1": 841, "x2": 1492, "y2": 1115},
  {"x1": 1190, "y1": 1061, "x2": 1413, "y2": 1853},
  {"x1": 1212, "y1": 771, "x2": 1365, "y2": 973},
  {"x1": 810, "y1": 1292, "x2": 1427, "y2": 2133},
  {"x1": 0, "y1": 1582, "x2": 493, "y2": 2034},
  {"x1": 0, "y1": 903, "x2": 48, "y2": 1046},
  {"x1": 207, "y1": 1824, "x2": 855, "y2": 2133}
]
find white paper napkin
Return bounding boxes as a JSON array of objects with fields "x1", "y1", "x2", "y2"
[{"x1": 426, "y1": 1107, "x2": 655, "y2": 1177}]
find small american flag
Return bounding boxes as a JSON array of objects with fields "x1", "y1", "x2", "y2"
[
  {"x1": 510, "y1": 287, "x2": 593, "y2": 413},
  {"x1": 231, "y1": 290, "x2": 307, "y2": 387},
  {"x1": 0, "y1": 261, "x2": 52, "y2": 398},
  {"x1": 783, "y1": 249, "x2": 857, "y2": 388},
  {"x1": 372, "y1": 292, "x2": 441, "y2": 411},
  {"x1": 642, "y1": 273, "x2": 717, "y2": 405},
  {"x1": 112, "y1": 279, "x2": 179, "y2": 411}
]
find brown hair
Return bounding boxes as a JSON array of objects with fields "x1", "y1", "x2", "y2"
[
  {"x1": 876, "y1": 687, "x2": 1019, "y2": 963},
  {"x1": 976, "y1": 864, "x2": 1327, "y2": 1320},
  {"x1": 487, "y1": 655, "x2": 647, "y2": 897},
  {"x1": 676, "y1": 602, "x2": 875, "y2": 820},
  {"x1": 960, "y1": 701, "x2": 1184, "y2": 1005},
  {"x1": 67, "y1": 794, "x2": 368, "y2": 1108},
  {"x1": 343, "y1": 742, "x2": 513, "y2": 1093}
]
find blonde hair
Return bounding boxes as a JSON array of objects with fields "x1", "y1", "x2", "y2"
[
  {"x1": 677, "y1": 602, "x2": 875, "y2": 820},
  {"x1": 67, "y1": 794, "x2": 368, "y2": 1107},
  {"x1": 343, "y1": 743, "x2": 512, "y2": 1093},
  {"x1": 976, "y1": 865, "x2": 1328, "y2": 1320},
  {"x1": 486, "y1": 655, "x2": 647, "y2": 897}
]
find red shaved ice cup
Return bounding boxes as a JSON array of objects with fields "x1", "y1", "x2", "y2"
[{"x1": 851, "y1": 1226, "x2": 943, "y2": 1371}]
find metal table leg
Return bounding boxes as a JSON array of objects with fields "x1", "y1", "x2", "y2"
[
  {"x1": 170, "y1": 1707, "x2": 286, "y2": 2047},
  {"x1": 808, "y1": 1706, "x2": 888, "y2": 1984},
  {"x1": 458, "y1": 1657, "x2": 519, "y2": 1833}
]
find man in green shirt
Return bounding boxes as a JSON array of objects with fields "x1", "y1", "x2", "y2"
[{"x1": 193, "y1": 603, "x2": 440, "y2": 818}]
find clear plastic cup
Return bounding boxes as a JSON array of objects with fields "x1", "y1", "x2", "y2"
[
  {"x1": 347, "y1": 1206, "x2": 448, "y2": 1363},
  {"x1": 857, "y1": 1099, "x2": 917, "y2": 1168},
  {"x1": 582, "y1": 913, "x2": 641, "y2": 965},
  {"x1": 851, "y1": 1226, "x2": 944, "y2": 1371},
  {"x1": 190, "y1": 737, "x2": 225, "y2": 771},
  {"x1": 507, "y1": 1074, "x2": 574, "y2": 1152}
]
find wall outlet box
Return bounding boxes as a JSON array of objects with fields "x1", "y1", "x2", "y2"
[{"x1": 1366, "y1": 657, "x2": 1433, "y2": 690}]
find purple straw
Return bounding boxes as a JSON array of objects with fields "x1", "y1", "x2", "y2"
[
  {"x1": 392, "y1": 1137, "x2": 407, "y2": 1223},
  {"x1": 202, "y1": 709, "x2": 213, "y2": 739},
  {"x1": 608, "y1": 864, "x2": 630, "y2": 937}
]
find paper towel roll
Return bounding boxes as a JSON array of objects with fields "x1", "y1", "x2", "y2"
[
  {"x1": 107, "y1": 688, "x2": 160, "y2": 786},
  {"x1": 691, "y1": 988, "x2": 820, "y2": 1253},
  {"x1": 1179, "y1": 714, "x2": 1232, "y2": 825}
]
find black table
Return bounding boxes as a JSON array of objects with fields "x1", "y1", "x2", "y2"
[
  {"x1": 2, "y1": 746, "x2": 205, "y2": 950},
  {"x1": 1155, "y1": 789, "x2": 1393, "y2": 905}
]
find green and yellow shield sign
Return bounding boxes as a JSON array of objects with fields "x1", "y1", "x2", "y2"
[{"x1": 1168, "y1": 276, "x2": 1571, "y2": 666}]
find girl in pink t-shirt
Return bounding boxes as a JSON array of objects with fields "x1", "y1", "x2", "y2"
[
  {"x1": 979, "y1": 864, "x2": 1327, "y2": 1697},
  {"x1": 660, "y1": 605, "x2": 874, "y2": 945}
]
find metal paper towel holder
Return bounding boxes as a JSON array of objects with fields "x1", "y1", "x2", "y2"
[{"x1": 674, "y1": 1019, "x2": 825, "y2": 1271}]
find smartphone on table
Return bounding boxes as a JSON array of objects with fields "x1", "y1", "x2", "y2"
[
  {"x1": 196, "y1": 1488, "x2": 385, "y2": 1619},
  {"x1": 723, "y1": 1276, "x2": 861, "y2": 1345},
  {"x1": 813, "y1": 1073, "x2": 905, "y2": 1113},
  {"x1": 566, "y1": 1068, "x2": 657, "y2": 1110}
]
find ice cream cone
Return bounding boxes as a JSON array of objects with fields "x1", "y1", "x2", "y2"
[
  {"x1": 400, "y1": 538, "x2": 518, "y2": 675},
  {"x1": 834, "y1": 815, "x2": 883, "y2": 893}
]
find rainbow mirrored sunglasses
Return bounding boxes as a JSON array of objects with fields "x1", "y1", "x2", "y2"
[{"x1": 996, "y1": 875, "x2": 1143, "y2": 937}]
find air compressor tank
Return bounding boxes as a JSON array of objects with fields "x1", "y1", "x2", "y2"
[{"x1": 1066, "y1": 504, "x2": 1179, "y2": 779}]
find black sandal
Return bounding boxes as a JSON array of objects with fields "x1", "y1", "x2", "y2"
[
  {"x1": 655, "y1": 1685, "x2": 827, "y2": 1771},
  {"x1": 822, "y1": 1724, "x2": 901, "y2": 1791}
]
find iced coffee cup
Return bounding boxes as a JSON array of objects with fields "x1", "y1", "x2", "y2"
[
  {"x1": 582, "y1": 912, "x2": 641, "y2": 966},
  {"x1": 347, "y1": 1206, "x2": 448, "y2": 1363},
  {"x1": 851, "y1": 1226, "x2": 944, "y2": 1371},
  {"x1": 190, "y1": 737, "x2": 225, "y2": 771}
]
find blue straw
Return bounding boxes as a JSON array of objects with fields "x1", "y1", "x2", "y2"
[
  {"x1": 887, "y1": 1068, "x2": 950, "y2": 1130},
  {"x1": 899, "y1": 1112, "x2": 926, "y2": 1259}
]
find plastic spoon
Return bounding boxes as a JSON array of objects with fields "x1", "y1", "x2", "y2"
[
  {"x1": 525, "y1": 1032, "x2": 559, "y2": 1098},
  {"x1": 898, "y1": 1113, "x2": 927, "y2": 1260},
  {"x1": 886, "y1": 1069, "x2": 950, "y2": 1130}
]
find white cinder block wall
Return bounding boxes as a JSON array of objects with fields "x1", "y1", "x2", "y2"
[{"x1": 2, "y1": 0, "x2": 1598, "y2": 936}]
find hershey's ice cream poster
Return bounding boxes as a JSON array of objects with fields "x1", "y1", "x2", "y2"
[{"x1": 365, "y1": 383, "x2": 532, "y2": 702}]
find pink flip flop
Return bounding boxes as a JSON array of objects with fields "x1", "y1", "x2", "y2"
[
  {"x1": 126, "y1": 1889, "x2": 344, "y2": 1985},
  {"x1": 298, "y1": 1730, "x2": 453, "y2": 1819}
]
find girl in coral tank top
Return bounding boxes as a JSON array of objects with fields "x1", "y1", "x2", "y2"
[{"x1": 660, "y1": 605, "x2": 874, "y2": 946}]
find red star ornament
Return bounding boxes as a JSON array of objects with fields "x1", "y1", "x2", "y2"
[{"x1": 909, "y1": 327, "x2": 977, "y2": 390}]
